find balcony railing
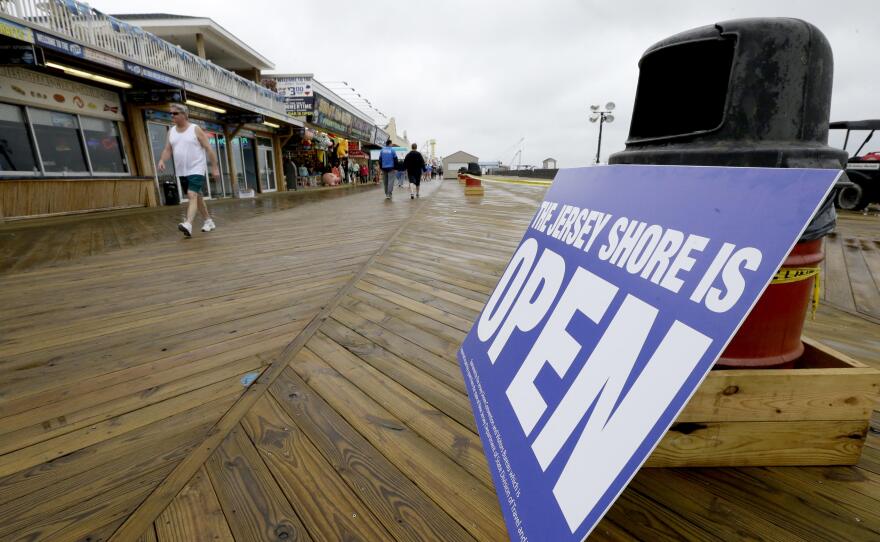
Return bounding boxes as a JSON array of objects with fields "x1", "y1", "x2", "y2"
[{"x1": 1, "y1": 0, "x2": 285, "y2": 115}]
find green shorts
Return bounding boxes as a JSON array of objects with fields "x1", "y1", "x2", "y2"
[{"x1": 180, "y1": 174, "x2": 206, "y2": 195}]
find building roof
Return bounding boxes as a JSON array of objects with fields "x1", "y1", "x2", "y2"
[
  {"x1": 543, "y1": 157, "x2": 557, "y2": 161},
  {"x1": 112, "y1": 13, "x2": 274, "y2": 71},
  {"x1": 443, "y1": 151, "x2": 479, "y2": 162}
]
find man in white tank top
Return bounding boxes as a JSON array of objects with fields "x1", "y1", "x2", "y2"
[{"x1": 157, "y1": 103, "x2": 220, "y2": 237}]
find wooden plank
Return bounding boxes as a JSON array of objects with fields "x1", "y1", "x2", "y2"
[
  {"x1": 10, "y1": 461, "x2": 172, "y2": 542},
  {"x1": 0, "y1": 373, "x2": 251, "y2": 478},
  {"x1": 345, "y1": 286, "x2": 467, "y2": 345},
  {"x1": 204, "y1": 426, "x2": 311, "y2": 542},
  {"x1": 318, "y1": 321, "x2": 475, "y2": 432},
  {"x1": 0, "y1": 320, "x2": 300, "y2": 421},
  {"x1": 360, "y1": 273, "x2": 480, "y2": 322},
  {"x1": 154, "y1": 466, "x2": 234, "y2": 542},
  {"x1": 0, "y1": 393, "x2": 237, "y2": 508},
  {"x1": 136, "y1": 524, "x2": 158, "y2": 542},
  {"x1": 757, "y1": 466, "x2": 880, "y2": 527},
  {"x1": 341, "y1": 295, "x2": 461, "y2": 361},
  {"x1": 330, "y1": 307, "x2": 466, "y2": 394},
  {"x1": 684, "y1": 468, "x2": 879, "y2": 541},
  {"x1": 287, "y1": 348, "x2": 506, "y2": 541},
  {"x1": 0, "y1": 352, "x2": 268, "y2": 455},
  {"x1": 304, "y1": 335, "x2": 488, "y2": 483},
  {"x1": 372, "y1": 260, "x2": 492, "y2": 302},
  {"x1": 241, "y1": 395, "x2": 392, "y2": 541},
  {"x1": 0, "y1": 409, "x2": 210, "y2": 539},
  {"x1": 843, "y1": 238, "x2": 880, "y2": 319},
  {"x1": 676, "y1": 366, "x2": 880, "y2": 423},
  {"x1": 629, "y1": 468, "x2": 809, "y2": 541},
  {"x1": 603, "y1": 486, "x2": 715, "y2": 541},
  {"x1": 365, "y1": 267, "x2": 487, "y2": 312},
  {"x1": 355, "y1": 280, "x2": 474, "y2": 332},
  {"x1": 823, "y1": 233, "x2": 857, "y2": 312},
  {"x1": 269, "y1": 368, "x2": 478, "y2": 542},
  {"x1": 376, "y1": 253, "x2": 497, "y2": 293},
  {"x1": 647, "y1": 419, "x2": 868, "y2": 467}
]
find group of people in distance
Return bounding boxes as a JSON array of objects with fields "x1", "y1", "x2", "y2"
[{"x1": 377, "y1": 139, "x2": 440, "y2": 200}]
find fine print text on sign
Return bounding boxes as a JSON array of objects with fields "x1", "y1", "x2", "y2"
[{"x1": 457, "y1": 165, "x2": 839, "y2": 542}]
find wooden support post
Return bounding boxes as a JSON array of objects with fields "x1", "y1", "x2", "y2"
[
  {"x1": 273, "y1": 135, "x2": 285, "y2": 192},
  {"x1": 224, "y1": 126, "x2": 242, "y2": 198},
  {"x1": 195, "y1": 33, "x2": 206, "y2": 59}
]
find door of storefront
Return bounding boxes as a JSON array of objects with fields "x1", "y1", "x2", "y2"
[
  {"x1": 257, "y1": 138, "x2": 276, "y2": 192},
  {"x1": 146, "y1": 121, "x2": 190, "y2": 204},
  {"x1": 232, "y1": 135, "x2": 258, "y2": 194},
  {"x1": 206, "y1": 131, "x2": 232, "y2": 198}
]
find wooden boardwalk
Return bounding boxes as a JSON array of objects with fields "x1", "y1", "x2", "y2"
[{"x1": 0, "y1": 179, "x2": 878, "y2": 541}]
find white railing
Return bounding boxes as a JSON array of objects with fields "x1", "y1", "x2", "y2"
[{"x1": 1, "y1": 0, "x2": 285, "y2": 115}]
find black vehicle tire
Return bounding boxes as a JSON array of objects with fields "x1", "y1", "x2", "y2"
[{"x1": 836, "y1": 182, "x2": 869, "y2": 211}]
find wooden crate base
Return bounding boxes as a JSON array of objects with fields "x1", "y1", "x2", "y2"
[{"x1": 646, "y1": 337, "x2": 880, "y2": 467}]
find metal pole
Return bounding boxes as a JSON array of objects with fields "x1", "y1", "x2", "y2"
[{"x1": 596, "y1": 113, "x2": 605, "y2": 164}]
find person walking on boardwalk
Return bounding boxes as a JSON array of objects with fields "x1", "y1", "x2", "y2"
[
  {"x1": 379, "y1": 139, "x2": 399, "y2": 199},
  {"x1": 158, "y1": 103, "x2": 220, "y2": 237},
  {"x1": 404, "y1": 143, "x2": 426, "y2": 199}
]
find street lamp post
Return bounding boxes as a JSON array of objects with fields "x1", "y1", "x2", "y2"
[{"x1": 589, "y1": 102, "x2": 615, "y2": 164}]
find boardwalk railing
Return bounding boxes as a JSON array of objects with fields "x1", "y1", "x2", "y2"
[{"x1": 1, "y1": 0, "x2": 285, "y2": 115}]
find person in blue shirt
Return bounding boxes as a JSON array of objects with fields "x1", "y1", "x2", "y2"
[{"x1": 378, "y1": 139, "x2": 399, "y2": 199}]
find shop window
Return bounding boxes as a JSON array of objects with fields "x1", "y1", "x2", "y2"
[
  {"x1": 29, "y1": 108, "x2": 88, "y2": 174},
  {"x1": 81, "y1": 117, "x2": 128, "y2": 173},
  {"x1": 0, "y1": 103, "x2": 39, "y2": 174}
]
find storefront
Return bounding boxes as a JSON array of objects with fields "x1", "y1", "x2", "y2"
[
  {"x1": 139, "y1": 106, "x2": 283, "y2": 203},
  {"x1": 142, "y1": 108, "x2": 233, "y2": 203},
  {"x1": 0, "y1": 66, "x2": 155, "y2": 218}
]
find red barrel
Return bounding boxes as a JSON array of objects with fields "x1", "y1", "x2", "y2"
[{"x1": 715, "y1": 239, "x2": 823, "y2": 369}]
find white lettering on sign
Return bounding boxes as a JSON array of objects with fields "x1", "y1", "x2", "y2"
[
  {"x1": 487, "y1": 248, "x2": 565, "y2": 363},
  {"x1": 530, "y1": 203, "x2": 766, "y2": 314},
  {"x1": 506, "y1": 267, "x2": 618, "y2": 435},
  {"x1": 690, "y1": 245, "x2": 763, "y2": 313},
  {"x1": 476, "y1": 239, "x2": 713, "y2": 532},
  {"x1": 552, "y1": 320, "x2": 711, "y2": 531},
  {"x1": 478, "y1": 238, "x2": 539, "y2": 347}
]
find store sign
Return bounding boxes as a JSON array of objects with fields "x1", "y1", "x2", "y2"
[
  {"x1": 84, "y1": 47, "x2": 125, "y2": 70},
  {"x1": 225, "y1": 113, "x2": 265, "y2": 124},
  {"x1": 372, "y1": 126, "x2": 389, "y2": 146},
  {"x1": 0, "y1": 44, "x2": 43, "y2": 66},
  {"x1": 0, "y1": 18, "x2": 34, "y2": 43},
  {"x1": 457, "y1": 165, "x2": 839, "y2": 542},
  {"x1": 350, "y1": 115, "x2": 373, "y2": 142},
  {"x1": 278, "y1": 76, "x2": 313, "y2": 98},
  {"x1": 0, "y1": 66, "x2": 123, "y2": 120},
  {"x1": 0, "y1": 17, "x2": 34, "y2": 44},
  {"x1": 123, "y1": 61, "x2": 183, "y2": 88},
  {"x1": 125, "y1": 88, "x2": 186, "y2": 105},
  {"x1": 284, "y1": 96, "x2": 313, "y2": 116},
  {"x1": 312, "y1": 93, "x2": 353, "y2": 136},
  {"x1": 33, "y1": 31, "x2": 84, "y2": 58}
]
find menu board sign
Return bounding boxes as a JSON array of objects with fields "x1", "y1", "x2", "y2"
[{"x1": 0, "y1": 66, "x2": 123, "y2": 120}]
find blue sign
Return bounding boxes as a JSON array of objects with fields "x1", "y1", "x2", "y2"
[
  {"x1": 457, "y1": 165, "x2": 838, "y2": 541},
  {"x1": 33, "y1": 31, "x2": 84, "y2": 58},
  {"x1": 123, "y1": 61, "x2": 183, "y2": 88}
]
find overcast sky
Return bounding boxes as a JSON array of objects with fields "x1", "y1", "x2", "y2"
[{"x1": 110, "y1": 0, "x2": 876, "y2": 167}]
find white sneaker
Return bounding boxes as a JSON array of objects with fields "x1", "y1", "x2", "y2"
[
  {"x1": 178, "y1": 221, "x2": 192, "y2": 237},
  {"x1": 201, "y1": 218, "x2": 216, "y2": 232}
]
